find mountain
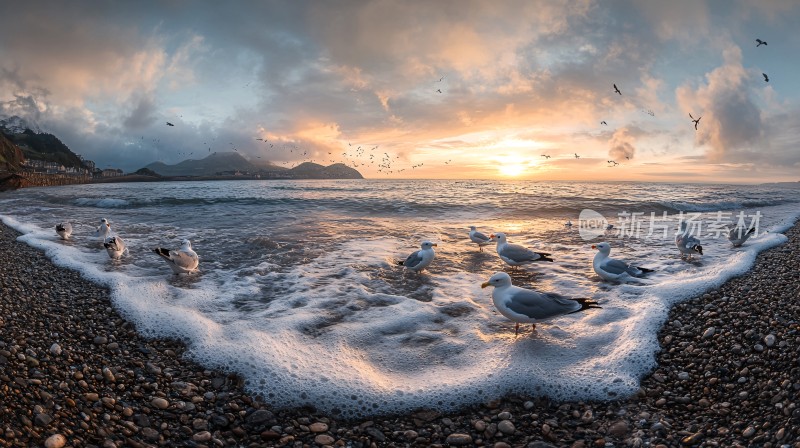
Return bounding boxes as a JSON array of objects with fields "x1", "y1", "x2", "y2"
[
  {"x1": 0, "y1": 132, "x2": 25, "y2": 172},
  {"x1": 289, "y1": 162, "x2": 363, "y2": 179},
  {"x1": 0, "y1": 115, "x2": 42, "y2": 134},
  {"x1": 144, "y1": 151, "x2": 286, "y2": 176}
]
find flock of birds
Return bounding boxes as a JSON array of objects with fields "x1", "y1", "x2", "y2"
[
  {"x1": 53, "y1": 215, "x2": 757, "y2": 336},
  {"x1": 396, "y1": 220, "x2": 757, "y2": 335},
  {"x1": 54, "y1": 219, "x2": 199, "y2": 274}
]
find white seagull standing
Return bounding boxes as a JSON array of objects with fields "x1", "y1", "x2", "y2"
[
  {"x1": 398, "y1": 241, "x2": 437, "y2": 272},
  {"x1": 468, "y1": 226, "x2": 492, "y2": 251},
  {"x1": 490, "y1": 232, "x2": 554, "y2": 267},
  {"x1": 592, "y1": 242, "x2": 653, "y2": 281},
  {"x1": 103, "y1": 235, "x2": 127, "y2": 259},
  {"x1": 675, "y1": 222, "x2": 703, "y2": 259},
  {"x1": 152, "y1": 240, "x2": 200, "y2": 274},
  {"x1": 55, "y1": 222, "x2": 73, "y2": 240},
  {"x1": 94, "y1": 218, "x2": 112, "y2": 241},
  {"x1": 481, "y1": 272, "x2": 601, "y2": 335},
  {"x1": 728, "y1": 226, "x2": 755, "y2": 247}
]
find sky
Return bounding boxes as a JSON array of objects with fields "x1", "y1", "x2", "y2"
[{"x1": 1, "y1": 0, "x2": 799, "y2": 182}]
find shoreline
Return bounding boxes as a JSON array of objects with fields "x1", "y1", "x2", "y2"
[{"x1": 1, "y1": 221, "x2": 799, "y2": 447}]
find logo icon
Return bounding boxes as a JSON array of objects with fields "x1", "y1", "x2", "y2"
[{"x1": 578, "y1": 209, "x2": 609, "y2": 241}]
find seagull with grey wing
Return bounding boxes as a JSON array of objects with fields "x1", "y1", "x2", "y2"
[
  {"x1": 94, "y1": 218, "x2": 112, "y2": 241},
  {"x1": 728, "y1": 225, "x2": 756, "y2": 247},
  {"x1": 676, "y1": 222, "x2": 703, "y2": 259},
  {"x1": 55, "y1": 222, "x2": 73, "y2": 240},
  {"x1": 469, "y1": 226, "x2": 492, "y2": 251},
  {"x1": 398, "y1": 241, "x2": 437, "y2": 272},
  {"x1": 481, "y1": 272, "x2": 601, "y2": 335},
  {"x1": 103, "y1": 235, "x2": 128, "y2": 259},
  {"x1": 592, "y1": 241, "x2": 653, "y2": 281},
  {"x1": 490, "y1": 232, "x2": 554, "y2": 268},
  {"x1": 153, "y1": 240, "x2": 200, "y2": 274}
]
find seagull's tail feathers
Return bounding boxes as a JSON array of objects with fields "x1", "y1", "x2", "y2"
[
  {"x1": 745, "y1": 227, "x2": 756, "y2": 235},
  {"x1": 570, "y1": 298, "x2": 602, "y2": 313},
  {"x1": 636, "y1": 266, "x2": 655, "y2": 274},
  {"x1": 153, "y1": 247, "x2": 173, "y2": 262},
  {"x1": 536, "y1": 252, "x2": 555, "y2": 262},
  {"x1": 693, "y1": 245, "x2": 703, "y2": 255}
]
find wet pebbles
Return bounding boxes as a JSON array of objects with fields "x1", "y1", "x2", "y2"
[{"x1": 1, "y1": 222, "x2": 799, "y2": 447}]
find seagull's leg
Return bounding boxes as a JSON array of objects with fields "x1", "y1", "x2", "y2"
[
  {"x1": 515, "y1": 323, "x2": 520, "y2": 336},
  {"x1": 531, "y1": 324, "x2": 536, "y2": 332}
]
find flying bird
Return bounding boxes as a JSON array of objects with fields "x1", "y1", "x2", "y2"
[
  {"x1": 601, "y1": 121, "x2": 608, "y2": 125},
  {"x1": 613, "y1": 84, "x2": 621, "y2": 95},
  {"x1": 541, "y1": 154, "x2": 551, "y2": 159},
  {"x1": 166, "y1": 122, "x2": 174, "y2": 127},
  {"x1": 436, "y1": 89, "x2": 442, "y2": 93},
  {"x1": 436, "y1": 76, "x2": 446, "y2": 82},
  {"x1": 55, "y1": 222, "x2": 73, "y2": 240},
  {"x1": 689, "y1": 113, "x2": 701, "y2": 130},
  {"x1": 490, "y1": 232, "x2": 554, "y2": 268},
  {"x1": 481, "y1": 272, "x2": 601, "y2": 335},
  {"x1": 574, "y1": 153, "x2": 580, "y2": 159},
  {"x1": 763, "y1": 73, "x2": 769, "y2": 82},
  {"x1": 103, "y1": 236, "x2": 127, "y2": 260},
  {"x1": 469, "y1": 226, "x2": 493, "y2": 251},
  {"x1": 152, "y1": 240, "x2": 200, "y2": 274},
  {"x1": 398, "y1": 241, "x2": 437, "y2": 272},
  {"x1": 592, "y1": 242, "x2": 653, "y2": 281},
  {"x1": 755, "y1": 39, "x2": 767, "y2": 47}
]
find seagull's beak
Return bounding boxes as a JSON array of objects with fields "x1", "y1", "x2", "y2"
[
  {"x1": 489, "y1": 234, "x2": 495, "y2": 238},
  {"x1": 432, "y1": 243, "x2": 438, "y2": 247},
  {"x1": 481, "y1": 281, "x2": 490, "y2": 288},
  {"x1": 591, "y1": 245, "x2": 596, "y2": 249}
]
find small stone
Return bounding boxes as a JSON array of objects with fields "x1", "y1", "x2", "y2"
[
  {"x1": 678, "y1": 372, "x2": 690, "y2": 380},
  {"x1": 150, "y1": 397, "x2": 169, "y2": 409},
  {"x1": 44, "y1": 434, "x2": 67, "y2": 448},
  {"x1": 314, "y1": 434, "x2": 335, "y2": 445},
  {"x1": 84, "y1": 393, "x2": 100, "y2": 402},
  {"x1": 309, "y1": 422, "x2": 328, "y2": 433},
  {"x1": 702, "y1": 327, "x2": 715, "y2": 339},
  {"x1": 754, "y1": 344, "x2": 764, "y2": 352},
  {"x1": 776, "y1": 427, "x2": 785, "y2": 440},
  {"x1": 445, "y1": 433, "x2": 473, "y2": 445},
  {"x1": 681, "y1": 432, "x2": 703, "y2": 445},
  {"x1": 49, "y1": 343, "x2": 62, "y2": 356},
  {"x1": 403, "y1": 430, "x2": 418, "y2": 441},
  {"x1": 35, "y1": 413, "x2": 54, "y2": 427},
  {"x1": 141, "y1": 427, "x2": 159, "y2": 441},
  {"x1": 742, "y1": 426, "x2": 756, "y2": 438},
  {"x1": 102, "y1": 367, "x2": 115, "y2": 382},
  {"x1": 93, "y1": 336, "x2": 108, "y2": 345},
  {"x1": 474, "y1": 420, "x2": 487, "y2": 431},
  {"x1": 494, "y1": 443, "x2": 511, "y2": 448},
  {"x1": 523, "y1": 401, "x2": 534, "y2": 410},
  {"x1": 608, "y1": 420, "x2": 628, "y2": 438},
  {"x1": 764, "y1": 334, "x2": 776, "y2": 347},
  {"x1": 192, "y1": 431, "x2": 212, "y2": 442},
  {"x1": 497, "y1": 411, "x2": 511, "y2": 420},
  {"x1": 247, "y1": 409, "x2": 274, "y2": 426},
  {"x1": 498, "y1": 420, "x2": 515, "y2": 435}
]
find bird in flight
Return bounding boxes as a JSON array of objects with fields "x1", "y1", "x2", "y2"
[
  {"x1": 755, "y1": 39, "x2": 767, "y2": 47},
  {"x1": 574, "y1": 153, "x2": 580, "y2": 159},
  {"x1": 436, "y1": 89, "x2": 442, "y2": 93},
  {"x1": 689, "y1": 113, "x2": 701, "y2": 130},
  {"x1": 763, "y1": 73, "x2": 769, "y2": 82},
  {"x1": 541, "y1": 154, "x2": 551, "y2": 159},
  {"x1": 613, "y1": 84, "x2": 621, "y2": 95},
  {"x1": 600, "y1": 121, "x2": 608, "y2": 125},
  {"x1": 607, "y1": 160, "x2": 619, "y2": 166},
  {"x1": 166, "y1": 122, "x2": 174, "y2": 127},
  {"x1": 436, "y1": 76, "x2": 446, "y2": 82}
]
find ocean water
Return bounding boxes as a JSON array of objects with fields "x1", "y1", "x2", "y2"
[{"x1": 1, "y1": 180, "x2": 799, "y2": 417}]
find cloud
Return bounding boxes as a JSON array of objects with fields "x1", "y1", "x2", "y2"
[{"x1": 608, "y1": 127, "x2": 637, "y2": 161}]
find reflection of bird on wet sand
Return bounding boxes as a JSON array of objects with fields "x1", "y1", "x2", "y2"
[{"x1": 689, "y1": 113, "x2": 701, "y2": 130}]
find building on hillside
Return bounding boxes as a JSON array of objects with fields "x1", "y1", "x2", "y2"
[{"x1": 101, "y1": 168, "x2": 124, "y2": 177}]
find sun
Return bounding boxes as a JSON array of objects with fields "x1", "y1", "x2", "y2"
[{"x1": 498, "y1": 164, "x2": 525, "y2": 177}]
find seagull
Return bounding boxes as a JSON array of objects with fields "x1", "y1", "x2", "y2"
[
  {"x1": 541, "y1": 154, "x2": 551, "y2": 159},
  {"x1": 613, "y1": 84, "x2": 621, "y2": 95},
  {"x1": 574, "y1": 153, "x2": 580, "y2": 159},
  {"x1": 763, "y1": 73, "x2": 769, "y2": 82},
  {"x1": 490, "y1": 232, "x2": 554, "y2": 267},
  {"x1": 755, "y1": 39, "x2": 767, "y2": 47},
  {"x1": 469, "y1": 226, "x2": 492, "y2": 251},
  {"x1": 436, "y1": 76, "x2": 446, "y2": 82},
  {"x1": 55, "y1": 222, "x2": 73, "y2": 240},
  {"x1": 103, "y1": 235, "x2": 127, "y2": 259},
  {"x1": 689, "y1": 113, "x2": 701, "y2": 130},
  {"x1": 436, "y1": 89, "x2": 442, "y2": 93},
  {"x1": 592, "y1": 242, "x2": 653, "y2": 281},
  {"x1": 601, "y1": 121, "x2": 608, "y2": 125},
  {"x1": 728, "y1": 226, "x2": 756, "y2": 247},
  {"x1": 152, "y1": 240, "x2": 200, "y2": 274},
  {"x1": 481, "y1": 272, "x2": 601, "y2": 335},
  {"x1": 676, "y1": 222, "x2": 703, "y2": 259},
  {"x1": 166, "y1": 122, "x2": 174, "y2": 126},
  {"x1": 398, "y1": 241, "x2": 437, "y2": 272},
  {"x1": 94, "y1": 218, "x2": 112, "y2": 241}
]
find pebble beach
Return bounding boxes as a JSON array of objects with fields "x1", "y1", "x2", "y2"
[{"x1": 1, "y1": 220, "x2": 799, "y2": 448}]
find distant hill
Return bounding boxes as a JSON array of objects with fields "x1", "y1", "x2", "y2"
[
  {"x1": 289, "y1": 162, "x2": 363, "y2": 179},
  {"x1": 0, "y1": 116, "x2": 86, "y2": 170},
  {"x1": 143, "y1": 152, "x2": 362, "y2": 179}
]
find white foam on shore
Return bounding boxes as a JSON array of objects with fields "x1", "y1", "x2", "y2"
[{"x1": 2, "y1": 196, "x2": 799, "y2": 418}]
